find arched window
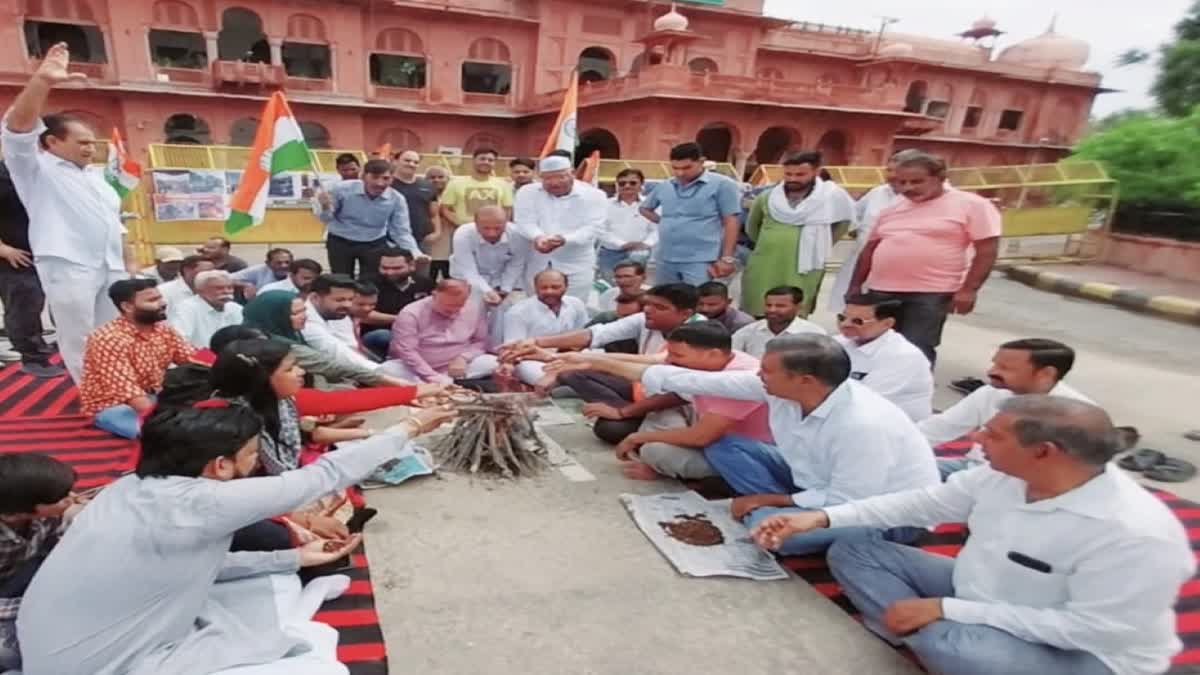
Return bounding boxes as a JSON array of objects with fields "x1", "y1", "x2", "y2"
[
  {"x1": 579, "y1": 47, "x2": 616, "y2": 83},
  {"x1": 149, "y1": 1, "x2": 205, "y2": 69},
  {"x1": 463, "y1": 38, "x2": 512, "y2": 95},
  {"x1": 164, "y1": 113, "x2": 211, "y2": 144},
  {"x1": 377, "y1": 128, "x2": 422, "y2": 152},
  {"x1": 924, "y1": 82, "x2": 953, "y2": 119},
  {"x1": 282, "y1": 14, "x2": 330, "y2": 79},
  {"x1": 688, "y1": 57, "x2": 719, "y2": 74},
  {"x1": 696, "y1": 122, "x2": 737, "y2": 163},
  {"x1": 371, "y1": 28, "x2": 427, "y2": 89},
  {"x1": 463, "y1": 132, "x2": 504, "y2": 156},
  {"x1": 904, "y1": 80, "x2": 927, "y2": 113},
  {"x1": 229, "y1": 117, "x2": 258, "y2": 146},
  {"x1": 963, "y1": 89, "x2": 987, "y2": 131},
  {"x1": 752, "y1": 127, "x2": 802, "y2": 165},
  {"x1": 298, "y1": 121, "x2": 330, "y2": 149},
  {"x1": 24, "y1": 14, "x2": 107, "y2": 63},
  {"x1": 815, "y1": 129, "x2": 849, "y2": 165},
  {"x1": 217, "y1": 7, "x2": 268, "y2": 63}
]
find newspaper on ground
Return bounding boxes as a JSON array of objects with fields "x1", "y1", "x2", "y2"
[
  {"x1": 620, "y1": 490, "x2": 790, "y2": 581},
  {"x1": 361, "y1": 441, "x2": 435, "y2": 489}
]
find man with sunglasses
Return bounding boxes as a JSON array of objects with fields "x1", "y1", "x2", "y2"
[
  {"x1": 833, "y1": 293, "x2": 933, "y2": 422},
  {"x1": 597, "y1": 169, "x2": 656, "y2": 282}
]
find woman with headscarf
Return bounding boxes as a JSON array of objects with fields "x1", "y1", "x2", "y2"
[{"x1": 242, "y1": 290, "x2": 413, "y2": 389}]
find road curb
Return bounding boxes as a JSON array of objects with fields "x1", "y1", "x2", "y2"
[{"x1": 1002, "y1": 265, "x2": 1200, "y2": 325}]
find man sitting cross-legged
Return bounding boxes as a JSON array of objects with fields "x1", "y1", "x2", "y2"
[
  {"x1": 16, "y1": 403, "x2": 455, "y2": 675},
  {"x1": 169, "y1": 269, "x2": 244, "y2": 348},
  {"x1": 833, "y1": 292, "x2": 933, "y2": 422},
  {"x1": 497, "y1": 269, "x2": 589, "y2": 385},
  {"x1": 384, "y1": 278, "x2": 498, "y2": 384},
  {"x1": 753, "y1": 396, "x2": 1194, "y2": 675},
  {"x1": 552, "y1": 321, "x2": 772, "y2": 481},
  {"x1": 925, "y1": 338, "x2": 1092, "y2": 479},
  {"x1": 499, "y1": 283, "x2": 700, "y2": 444},
  {"x1": 731, "y1": 286, "x2": 824, "y2": 359},
  {"x1": 80, "y1": 278, "x2": 194, "y2": 439},
  {"x1": 610, "y1": 333, "x2": 939, "y2": 555}
]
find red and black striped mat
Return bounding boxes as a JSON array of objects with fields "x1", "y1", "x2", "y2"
[
  {"x1": 0, "y1": 361, "x2": 390, "y2": 674},
  {"x1": 777, "y1": 441, "x2": 1200, "y2": 673}
]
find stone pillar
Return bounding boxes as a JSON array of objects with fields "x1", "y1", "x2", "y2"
[
  {"x1": 204, "y1": 31, "x2": 219, "y2": 66},
  {"x1": 269, "y1": 38, "x2": 283, "y2": 66}
]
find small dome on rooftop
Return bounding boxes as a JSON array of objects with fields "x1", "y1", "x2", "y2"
[
  {"x1": 997, "y1": 20, "x2": 1090, "y2": 69},
  {"x1": 654, "y1": 3, "x2": 689, "y2": 32},
  {"x1": 878, "y1": 42, "x2": 914, "y2": 57}
]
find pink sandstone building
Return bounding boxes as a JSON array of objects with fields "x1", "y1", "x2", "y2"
[{"x1": 0, "y1": 0, "x2": 1104, "y2": 173}]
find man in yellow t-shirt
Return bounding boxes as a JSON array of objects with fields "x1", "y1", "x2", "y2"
[{"x1": 438, "y1": 147, "x2": 514, "y2": 227}]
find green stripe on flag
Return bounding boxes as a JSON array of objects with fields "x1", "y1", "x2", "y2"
[
  {"x1": 225, "y1": 209, "x2": 254, "y2": 235},
  {"x1": 270, "y1": 139, "x2": 312, "y2": 174}
]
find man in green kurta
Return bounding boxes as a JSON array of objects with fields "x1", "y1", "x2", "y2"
[{"x1": 741, "y1": 152, "x2": 855, "y2": 316}]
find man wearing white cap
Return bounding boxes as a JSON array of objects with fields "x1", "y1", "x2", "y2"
[
  {"x1": 511, "y1": 155, "x2": 607, "y2": 302},
  {"x1": 139, "y1": 245, "x2": 184, "y2": 283}
]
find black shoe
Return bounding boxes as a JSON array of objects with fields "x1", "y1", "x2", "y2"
[
  {"x1": 950, "y1": 377, "x2": 986, "y2": 395},
  {"x1": 21, "y1": 362, "x2": 66, "y2": 378}
]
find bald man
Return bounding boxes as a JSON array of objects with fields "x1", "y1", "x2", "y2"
[
  {"x1": 383, "y1": 278, "x2": 498, "y2": 384},
  {"x1": 512, "y1": 156, "x2": 608, "y2": 302},
  {"x1": 449, "y1": 205, "x2": 529, "y2": 304},
  {"x1": 498, "y1": 269, "x2": 589, "y2": 384},
  {"x1": 754, "y1": 395, "x2": 1194, "y2": 675}
]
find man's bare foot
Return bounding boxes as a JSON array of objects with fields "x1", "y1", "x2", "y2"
[{"x1": 621, "y1": 461, "x2": 662, "y2": 481}]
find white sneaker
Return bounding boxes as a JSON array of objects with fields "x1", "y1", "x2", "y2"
[{"x1": 0, "y1": 349, "x2": 21, "y2": 364}]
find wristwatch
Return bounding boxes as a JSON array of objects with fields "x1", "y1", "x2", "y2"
[{"x1": 718, "y1": 256, "x2": 737, "y2": 265}]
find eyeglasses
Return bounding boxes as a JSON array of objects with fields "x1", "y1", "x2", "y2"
[
  {"x1": 836, "y1": 314, "x2": 879, "y2": 326},
  {"x1": 617, "y1": 180, "x2": 641, "y2": 187}
]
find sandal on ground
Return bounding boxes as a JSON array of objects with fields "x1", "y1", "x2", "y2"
[
  {"x1": 1144, "y1": 457, "x2": 1199, "y2": 483},
  {"x1": 1118, "y1": 448, "x2": 1166, "y2": 472}
]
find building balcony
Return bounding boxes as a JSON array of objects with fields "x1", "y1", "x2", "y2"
[
  {"x1": 285, "y1": 75, "x2": 333, "y2": 93},
  {"x1": 527, "y1": 64, "x2": 901, "y2": 114},
  {"x1": 152, "y1": 65, "x2": 209, "y2": 87},
  {"x1": 367, "y1": 84, "x2": 427, "y2": 104},
  {"x1": 211, "y1": 60, "x2": 285, "y2": 88}
]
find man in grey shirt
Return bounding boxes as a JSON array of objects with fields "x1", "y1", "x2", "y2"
[
  {"x1": 317, "y1": 158, "x2": 425, "y2": 277},
  {"x1": 390, "y1": 150, "x2": 439, "y2": 255},
  {"x1": 16, "y1": 404, "x2": 451, "y2": 675}
]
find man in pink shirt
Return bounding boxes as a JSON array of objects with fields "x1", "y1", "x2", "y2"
[
  {"x1": 383, "y1": 278, "x2": 498, "y2": 384},
  {"x1": 845, "y1": 151, "x2": 1001, "y2": 365},
  {"x1": 570, "y1": 321, "x2": 773, "y2": 481}
]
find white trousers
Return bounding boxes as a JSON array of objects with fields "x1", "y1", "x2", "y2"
[
  {"x1": 35, "y1": 258, "x2": 125, "y2": 384},
  {"x1": 514, "y1": 360, "x2": 546, "y2": 386},
  {"x1": 380, "y1": 353, "x2": 499, "y2": 383}
]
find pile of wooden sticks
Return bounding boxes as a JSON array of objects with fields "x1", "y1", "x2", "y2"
[{"x1": 428, "y1": 393, "x2": 549, "y2": 478}]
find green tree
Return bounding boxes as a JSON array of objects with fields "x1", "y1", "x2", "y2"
[
  {"x1": 1072, "y1": 108, "x2": 1200, "y2": 205},
  {"x1": 1153, "y1": 0, "x2": 1200, "y2": 116}
]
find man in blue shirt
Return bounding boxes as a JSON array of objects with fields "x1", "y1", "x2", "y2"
[
  {"x1": 639, "y1": 142, "x2": 741, "y2": 285},
  {"x1": 316, "y1": 158, "x2": 424, "y2": 278}
]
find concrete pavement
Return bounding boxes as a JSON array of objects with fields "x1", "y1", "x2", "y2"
[{"x1": 1003, "y1": 263, "x2": 1200, "y2": 325}]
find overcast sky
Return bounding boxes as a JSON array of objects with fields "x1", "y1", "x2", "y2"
[{"x1": 762, "y1": 0, "x2": 1191, "y2": 117}]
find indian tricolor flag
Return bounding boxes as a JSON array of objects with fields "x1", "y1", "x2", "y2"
[
  {"x1": 540, "y1": 73, "x2": 578, "y2": 159},
  {"x1": 226, "y1": 91, "x2": 313, "y2": 234},
  {"x1": 104, "y1": 128, "x2": 141, "y2": 198}
]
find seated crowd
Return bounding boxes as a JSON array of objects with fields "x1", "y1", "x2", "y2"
[{"x1": 0, "y1": 114, "x2": 1189, "y2": 674}]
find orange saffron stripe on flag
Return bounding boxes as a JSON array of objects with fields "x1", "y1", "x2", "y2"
[
  {"x1": 540, "y1": 75, "x2": 578, "y2": 158},
  {"x1": 228, "y1": 91, "x2": 284, "y2": 213}
]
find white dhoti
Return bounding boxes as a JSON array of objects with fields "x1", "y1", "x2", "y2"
[
  {"x1": 35, "y1": 258, "x2": 126, "y2": 383},
  {"x1": 514, "y1": 360, "x2": 546, "y2": 386}
]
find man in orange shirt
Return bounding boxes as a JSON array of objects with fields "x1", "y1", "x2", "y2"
[
  {"x1": 80, "y1": 278, "x2": 193, "y2": 438},
  {"x1": 845, "y1": 151, "x2": 1001, "y2": 365}
]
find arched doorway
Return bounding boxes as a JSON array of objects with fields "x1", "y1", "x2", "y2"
[
  {"x1": 815, "y1": 130, "x2": 849, "y2": 165},
  {"x1": 696, "y1": 122, "x2": 736, "y2": 163},
  {"x1": 229, "y1": 117, "x2": 258, "y2": 146},
  {"x1": 579, "y1": 47, "x2": 616, "y2": 83},
  {"x1": 751, "y1": 127, "x2": 802, "y2": 166},
  {"x1": 688, "y1": 57, "x2": 719, "y2": 74},
  {"x1": 217, "y1": 7, "x2": 268, "y2": 63},
  {"x1": 299, "y1": 121, "x2": 331, "y2": 148},
  {"x1": 578, "y1": 128, "x2": 620, "y2": 159},
  {"x1": 163, "y1": 113, "x2": 211, "y2": 144}
]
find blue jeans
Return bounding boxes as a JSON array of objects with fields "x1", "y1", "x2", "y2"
[
  {"x1": 703, "y1": 435, "x2": 924, "y2": 555},
  {"x1": 827, "y1": 535, "x2": 1113, "y2": 675},
  {"x1": 654, "y1": 260, "x2": 713, "y2": 286},
  {"x1": 93, "y1": 404, "x2": 142, "y2": 439},
  {"x1": 363, "y1": 328, "x2": 392, "y2": 360}
]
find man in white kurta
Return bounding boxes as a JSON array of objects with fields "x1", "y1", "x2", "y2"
[
  {"x1": 449, "y1": 205, "x2": 530, "y2": 346},
  {"x1": 833, "y1": 293, "x2": 933, "y2": 422},
  {"x1": 500, "y1": 269, "x2": 589, "y2": 385},
  {"x1": 511, "y1": 156, "x2": 607, "y2": 302},
  {"x1": 1, "y1": 44, "x2": 133, "y2": 383},
  {"x1": 638, "y1": 333, "x2": 939, "y2": 556},
  {"x1": 170, "y1": 270, "x2": 245, "y2": 348}
]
